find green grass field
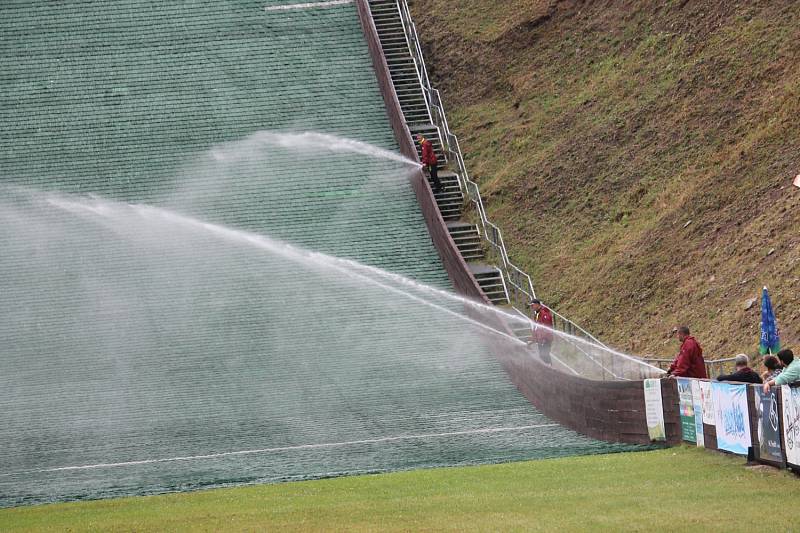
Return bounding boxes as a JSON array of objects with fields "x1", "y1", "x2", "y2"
[{"x1": 1, "y1": 446, "x2": 794, "y2": 532}]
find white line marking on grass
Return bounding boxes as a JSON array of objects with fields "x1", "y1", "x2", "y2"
[
  {"x1": 1, "y1": 424, "x2": 558, "y2": 476},
  {"x1": 265, "y1": 0, "x2": 353, "y2": 11}
]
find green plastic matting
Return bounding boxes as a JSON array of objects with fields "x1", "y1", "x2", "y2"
[{"x1": 0, "y1": 0, "x2": 646, "y2": 508}]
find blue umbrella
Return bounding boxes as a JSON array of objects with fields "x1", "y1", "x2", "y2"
[{"x1": 760, "y1": 286, "x2": 781, "y2": 355}]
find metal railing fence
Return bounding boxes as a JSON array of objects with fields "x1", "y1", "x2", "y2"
[{"x1": 641, "y1": 357, "x2": 738, "y2": 379}]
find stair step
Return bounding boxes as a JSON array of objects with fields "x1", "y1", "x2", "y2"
[
  {"x1": 452, "y1": 241, "x2": 481, "y2": 250},
  {"x1": 450, "y1": 233, "x2": 480, "y2": 241},
  {"x1": 448, "y1": 228, "x2": 480, "y2": 236},
  {"x1": 435, "y1": 195, "x2": 463, "y2": 202},
  {"x1": 473, "y1": 272, "x2": 502, "y2": 280}
]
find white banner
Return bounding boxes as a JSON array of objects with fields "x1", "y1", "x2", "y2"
[
  {"x1": 700, "y1": 380, "x2": 715, "y2": 426},
  {"x1": 691, "y1": 379, "x2": 705, "y2": 447},
  {"x1": 644, "y1": 379, "x2": 665, "y2": 441},
  {"x1": 781, "y1": 385, "x2": 800, "y2": 465},
  {"x1": 712, "y1": 382, "x2": 751, "y2": 455}
]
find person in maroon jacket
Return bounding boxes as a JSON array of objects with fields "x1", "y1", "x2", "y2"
[
  {"x1": 416, "y1": 134, "x2": 441, "y2": 193},
  {"x1": 528, "y1": 299, "x2": 554, "y2": 364},
  {"x1": 666, "y1": 326, "x2": 708, "y2": 378}
]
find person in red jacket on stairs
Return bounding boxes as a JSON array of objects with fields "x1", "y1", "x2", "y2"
[
  {"x1": 416, "y1": 134, "x2": 441, "y2": 193},
  {"x1": 528, "y1": 299, "x2": 554, "y2": 365}
]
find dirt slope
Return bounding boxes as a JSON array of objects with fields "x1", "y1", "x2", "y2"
[{"x1": 410, "y1": 0, "x2": 800, "y2": 358}]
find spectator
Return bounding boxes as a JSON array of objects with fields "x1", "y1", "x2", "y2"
[
  {"x1": 528, "y1": 299, "x2": 554, "y2": 365},
  {"x1": 763, "y1": 349, "x2": 798, "y2": 392},
  {"x1": 666, "y1": 326, "x2": 708, "y2": 379},
  {"x1": 761, "y1": 354, "x2": 783, "y2": 382},
  {"x1": 416, "y1": 134, "x2": 441, "y2": 193},
  {"x1": 717, "y1": 354, "x2": 762, "y2": 384}
]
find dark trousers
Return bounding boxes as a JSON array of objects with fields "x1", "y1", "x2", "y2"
[
  {"x1": 537, "y1": 341, "x2": 552, "y2": 365},
  {"x1": 428, "y1": 163, "x2": 441, "y2": 192}
]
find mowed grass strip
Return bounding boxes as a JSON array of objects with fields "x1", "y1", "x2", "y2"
[{"x1": 1, "y1": 446, "x2": 795, "y2": 532}]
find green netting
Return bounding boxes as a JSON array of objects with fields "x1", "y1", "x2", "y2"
[{"x1": 0, "y1": 1, "x2": 646, "y2": 508}]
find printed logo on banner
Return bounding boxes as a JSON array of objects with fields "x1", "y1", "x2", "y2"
[
  {"x1": 677, "y1": 378, "x2": 696, "y2": 443},
  {"x1": 712, "y1": 382, "x2": 751, "y2": 455},
  {"x1": 699, "y1": 380, "x2": 714, "y2": 426},
  {"x1": 644, "y1": 379, "x2": 666, "y2": 442},
  {"x1": 755, "y1": 385, "x2": 783, "y2": 464},
  {"x1": 691, "y1": 380, "x2": 705, "y2": 448},
  {"x1": 781, "y1": 386, "x2": 800, "y2": 466}
]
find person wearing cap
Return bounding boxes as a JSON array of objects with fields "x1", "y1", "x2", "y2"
[
  {"x1": 416, "y1": 134, "x2": 441, "y2": 193},
  {"x1": 716, "y1": 354, "x2": 762, "y2": 384},
  {"x1": 528, "y1": 299, "x2": 554, "y2": 364},
  {"x1": 666, "y1": 326, "x2": 707, "y2": 379}
]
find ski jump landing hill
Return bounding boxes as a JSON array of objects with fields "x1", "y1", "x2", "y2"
[{"x1": 0, "y1": 0, "x2": 676, "y2": 507}]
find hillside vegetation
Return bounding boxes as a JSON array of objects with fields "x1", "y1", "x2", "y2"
[{"x1": 411, "y1": 0, "x2": 800, "y2": 358}]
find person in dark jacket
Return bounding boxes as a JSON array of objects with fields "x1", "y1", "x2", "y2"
[
  {"x1": 666, "y1": 326, "x2": 708, "y2": 379},
  {"x1": 717, "y1": 354, "x2": 762, "y2": 384},
  {"x1": 417, "y1": 134, "x2": 441, "y2": 193},
  {"x1": 528, "y1": 299, "x2": 554, "y2": 364}
]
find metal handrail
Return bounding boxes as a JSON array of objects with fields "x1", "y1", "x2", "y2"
[
  {"x1": 394, "y1": 0, "x2": 604, "y2": 348},
  {"x1": 511, "y1": 309, "x2": 623, "y2": 381},
  {"x1": 641, "y1": 356, "x2": 738, "y2": 378}
]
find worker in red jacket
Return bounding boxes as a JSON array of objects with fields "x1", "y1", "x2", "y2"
[
  {"x1": 667, "y1": 326, "x2": 708, "y2": 378},
  {"x1": 528, "y1": 299, "x2": 554, "y2": 364},
  {"x1": 416, "y1": 134, "x2": 441, "y2": 193}
]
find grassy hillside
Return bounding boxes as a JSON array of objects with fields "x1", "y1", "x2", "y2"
[
  {"x1": 1, "y1": 447, "x2": 794, "y2": 532},
  {"x1": 410, "y1": 0, "x2": 800, "y2": 359}
]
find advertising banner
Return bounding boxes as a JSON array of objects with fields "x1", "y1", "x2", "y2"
[
  {"x1": 644, "y1": 379, "x2": 665, "y2": 442},
  {"x1": 700, "y1": 380, "x2": 715, "y2": 426},
  {"x1": 712, "y1": 382, "x2": 751, "y2": 455},
  {"x1": 755, "y1": 385, "x2": 783, "y2": 464},
  {"x1": 691, "y1": 380, "x2": 705, "y2": 448},
  {"x1": 677, "y1": 378, "x2": 696, "y2": 443},
  {"x1": 781, "y1": 385, "x2": 800, "y2": 466}
]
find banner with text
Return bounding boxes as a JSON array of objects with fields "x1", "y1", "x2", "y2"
[
  {"x1": 755, "y1": 385, "x2": 784, "y2": 464},
  {"x1": 700, "y1": 380, "x2": 715, "y2": 426},
  {"x1": 691, "y1": 379, "x2": 705, "y2": 448},
  {"x1": 644, "y1": 379, "x2": 666, "y2": 442},
  {"x1": 712, "y1": 382, "x2": 751, "y2": 455},
  {"x1": 781, "y1": 385, "x2": 800, "y2": 466},
  {"x1": 677, "y1": 378, "x2": 696, "y2": 443}
]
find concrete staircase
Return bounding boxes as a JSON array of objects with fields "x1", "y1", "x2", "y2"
[
  {"x1": 369, "y1": 0, "x2": 430, "y2": 127},
  {"x1": 469, "y1": 264, "x2": 510, "y2": 306},
  {"x1": 446, "y1": 222, "x2": 484, "y2": 261},
  {"x1": 435, "y1": 171, "x2": 463, "y2": 221},
  {"x1": 368, "y1": 0, "x2": 510, "y2": 307}
]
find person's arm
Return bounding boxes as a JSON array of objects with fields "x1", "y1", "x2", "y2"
[
  {"x1": 671, "y1": 347, "x2": 691, "y2": 377},
  {"x1": 422, "y1": 143, "x2": 432, "y2": 165},
  {"x1": 716, "y1": 373, "x2": 732, "y2": 382},
  {"x1": 774, "y1": 364, "x2": 800, "y2": 386},
  {"x1": 765, "y1": 364, "x2": 796, "y2": 391},
  {"x1": 542, "y1": 309, "x2": 554, "y2": 328}
]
